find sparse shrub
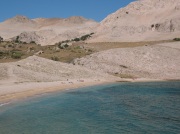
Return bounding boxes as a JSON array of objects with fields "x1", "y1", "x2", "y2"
[
  {"x1": 0, "y1": 51, "x2": 4, "y2": 56},
  {"x1": 88, "y1": 49, "x2": 93, "y2": 52},
  {"x1": 155, "y1": 24, "x2": 160, "y2": 30},
  {"x1": 58, "y1": 43, "x2": 69, "y2": 49},
  {"x1": 64, "y1": 44, "x2": 69, "y2": 48},
  {"x1": 80, "y1": 34, "x2": 91, "y2": 41},
  {"x1": 0, "y1": 51, "x2": 10, "y2": 57},
  {"x1": 73, "y1": 38, "x2": 80, "y2": 42},
  {"x1": 8, "y1": 44, "x2": 13, "y2": 47},
  {"x1": 30, "y1": 41, "x2": 36, "y2": 44},
  {"x1": 62, "y1": 40, "x2": 70, "y2": 43},
  {"x1": 120, "y1": 65, "x2": 128, "y2": 69},
  {"x1": 11, "y1": 52, "x2": 22, "y2": 59},
  {"x1": 15, "y1": 36, "x2": 19, "y2": 43},
  {"x1": 51, "y1": 56, "x2": 59, "y2": 61},
  {"x1": 173, "y1": 38, "x2": 180, "y2": 41},
  {"x1": 0, "y1": 36, "x2": 3, "y2": 42},
  {"x1": 74, "y1": 46, "x2": 81, "y2": 49},
  {"x1": 151, "y1": 24, "x2": 154, "y2": 28}
]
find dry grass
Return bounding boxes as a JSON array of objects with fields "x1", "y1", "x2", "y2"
[
  {"x1": 0, "y1": 42, "x2": 93, "y2": 63},
  {"x1": 0, "y1": 40, "x2": 173, "y2": 63},
  {"x1": 84, "y1": 40, "x2": 173, "y2": 51}
]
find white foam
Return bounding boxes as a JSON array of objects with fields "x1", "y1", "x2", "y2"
[{"x1": 0, "y1": 102, "x2": 10, "y2": 107}]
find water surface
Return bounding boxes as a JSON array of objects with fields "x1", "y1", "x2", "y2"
[{"x1": 0, "y1": 81, "x2": 180, "y2": 134}]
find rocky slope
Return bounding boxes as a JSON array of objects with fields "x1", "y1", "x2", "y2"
[
  {"x1": 89, "y1": 0, "x2": 180, "y2": 42},
  {"x1": 73, "y1": 42, "x2": 180, "y2": 80},
  {"x1": 0, "y1": 16, "x2": 98, "y2": 45},
  {"x1": 0, "y1": 56, "x2": 116, "y2": 83}
]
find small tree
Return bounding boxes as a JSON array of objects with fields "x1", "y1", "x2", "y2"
[{"x1": 0, "y1": 36, "x2": 3, "y2": 42}]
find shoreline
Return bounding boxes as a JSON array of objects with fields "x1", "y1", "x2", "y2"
[
  {"x1": 0, "y1": 78, "x2": 179, "y2": 105},
  {"x1": 0, "y1": 79, "x2": 118, "y2": 104}
]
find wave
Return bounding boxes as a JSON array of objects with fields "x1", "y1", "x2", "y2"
[{"x1": 0, "y1": 102, "x2": 10, "y2": 107}]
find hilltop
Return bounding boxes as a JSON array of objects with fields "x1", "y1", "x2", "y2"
[
  {"x1": 89, "y1": 0, "x2": 180, "y2": 42},
  {"x1": 0, "y1": 15, "x2": 97, "y2": 45}
]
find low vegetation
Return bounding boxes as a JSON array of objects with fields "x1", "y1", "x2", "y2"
[
  {"x1": 51, "y1": 56, "x2": 59, "y2": 61},
  {"x1": 0, "y1": 36, "x2": 3, "y2": 42},
  {"x1": 71, "y1": 33, "x2": 94, "y2": 42},
  {"x1": 173, "y1": 38, "x2": 180, "y2": 41},
  {"x1": 0, "y1": 40, "x2": 94, "y2": 63},
  {"x1": 55, "y1": 33, "x2": 94, "y2": 47},
  {"x1": 11, "y1": 51, "x2": 23, "y2": 59},
  {"x1": 0, "y1": 38, "x2": 172, "y2": 63}
]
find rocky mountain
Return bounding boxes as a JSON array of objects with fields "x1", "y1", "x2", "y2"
[
  {"x1": 0, "y1": 0, "x2": 180, "y2": 45},
  {"x1": 89, "y1": 0, "x2": 180, "y2": 42},
  {"x1": 0, "y1": 15, "x2": 98, "y2": 45}
]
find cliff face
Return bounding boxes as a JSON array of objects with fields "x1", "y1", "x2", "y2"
[{"x1": 89, "y1": 0, "x2": 180, "y2": 42}]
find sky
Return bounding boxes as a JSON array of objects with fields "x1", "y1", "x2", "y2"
[{"x1": 0, "y1": 0, "x2": 135, "y2": 22}]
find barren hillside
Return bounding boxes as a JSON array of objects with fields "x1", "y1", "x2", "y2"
[
  {"x1": 0, "y1": 0, "x2": 179, "y2": 45},
  {"x1": 73, "y1": 42, "x2": 180, "y2": 80},
  {"x1": 0, "y1": 15, "x2": 98, "y2": 45},
  {"x1": 89, "y1": 0, "x2": 180, "y2": 42},
  {"x1": 0, "y1": 56, "x2": 116, "y2": 84}
]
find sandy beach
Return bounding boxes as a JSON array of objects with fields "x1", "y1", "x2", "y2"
[
  {"x1": 0, "y1": 79, "x2": 118, "y2": 104},
  {"x1": 1, "y1": 77, "x2": 177, "y2": 104}
]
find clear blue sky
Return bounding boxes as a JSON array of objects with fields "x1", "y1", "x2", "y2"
[{"x1": 0, "y1": 0, "x2": 135, "y2": 22}]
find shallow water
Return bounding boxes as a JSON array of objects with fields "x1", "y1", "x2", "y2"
[{"x1": 0, "y1": 81, "x2": 180, "y2": 134}]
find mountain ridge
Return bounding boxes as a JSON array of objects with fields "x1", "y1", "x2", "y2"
[
  {"x1": 88, "y1": 0, "x2": 180, "y2": 42},
  {"x1": 0, "y1": 0, "x2": 180, "y2": 45},
  {"x1": 0, "y1": 15, "x2": 98, "y2": 45}
]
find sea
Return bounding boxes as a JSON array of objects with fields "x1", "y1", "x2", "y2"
[{"x1": 0, "y1": 81, "x2": 179, "y2": 134}]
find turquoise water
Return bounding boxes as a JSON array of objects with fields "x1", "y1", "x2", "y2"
[{"x1": 0, "y1": 82, "x2": 180, "y2": 134}]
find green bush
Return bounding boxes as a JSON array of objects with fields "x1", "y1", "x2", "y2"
[
  {"x1": 11, "y1": 52, "x2": 22, "y2": 59},
  {"x1": 173, "y1": 38, "x2": 180, "y2": 41}
]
